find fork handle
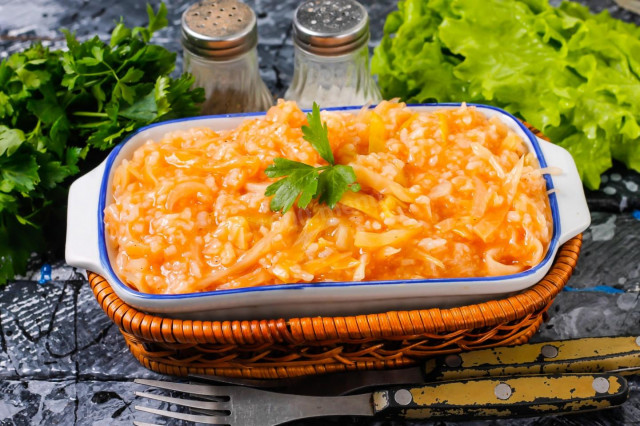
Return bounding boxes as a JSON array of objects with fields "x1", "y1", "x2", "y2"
[{"x1": 371, "y1": 373, "x2": 628, "y2": 419}]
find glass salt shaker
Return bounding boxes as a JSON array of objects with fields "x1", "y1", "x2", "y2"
[
  {"x1": 285, "y1": 0, "x2": 382, "y2": 109},
  {"x1": 181, "y1": 0, "x2": 273, "y2": 114}
]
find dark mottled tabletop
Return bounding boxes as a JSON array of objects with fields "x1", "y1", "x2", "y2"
[{"x1": 1, "y1": 0, "x2": 640, "y2": 425}]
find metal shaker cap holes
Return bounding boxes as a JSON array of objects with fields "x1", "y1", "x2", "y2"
[
  {"x1": 296, "y1": 0, "x2": 364, "y2": 35},
  {"x1": 540, "y1": 344, "x2": 559, "y2": 359},
  {"x1": 592, "y1": 377, "x2": 610, "y2": 394},
  {"x1": 181, "y1": 0, "x2": 257, "y2": 58},
  {"x1": 184, "y1": 0, "x2": 252, "y2": 37},
  {"x1": 292, "y1": 0, "x2": 369, "y2": 55},
  {"x1": 494, "y1": 383, "x2": 513, "y2": 400}
]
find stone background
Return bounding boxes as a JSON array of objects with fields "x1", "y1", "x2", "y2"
[{"x1": 1, "y1": 0, "x2": 639, "y2": 425}]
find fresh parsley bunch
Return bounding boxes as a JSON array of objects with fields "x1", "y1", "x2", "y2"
[
  {"x1": 0, "y1": 4, "x2": 204, "y2": 285},
  {"x1": 265, "y1": 103, "x2": 360, "y2": 213}
]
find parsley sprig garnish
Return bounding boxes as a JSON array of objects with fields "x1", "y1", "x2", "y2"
[{"x1": 265, "y1": 103, "x2": 361, "y2": 213}]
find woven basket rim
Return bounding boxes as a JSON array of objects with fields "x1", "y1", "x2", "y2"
[{"x1": 89, "y1": 234, "x2": 581, "y2": 346}]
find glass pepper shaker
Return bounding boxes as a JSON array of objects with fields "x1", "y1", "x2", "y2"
[
  {"x1": 181, "y1": 0, "x2": 273, "y2": 114},
  {"x1": 285, "y1": 0, "x2": 382, "y2": 109}
]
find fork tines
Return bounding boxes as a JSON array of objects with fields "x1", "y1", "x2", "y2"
[
  {"x1": 135, "y1": 378, "x2": 231, "y2": 396},
  {"x1": 135, "y1": 404, "x2": 229, "y2": 424},
  {"x1": 136, "y1": 391, "x2": 229, "y2": 411},
  {"x1": 134, "y1": 378, "x2": 232, "y2": 425}
]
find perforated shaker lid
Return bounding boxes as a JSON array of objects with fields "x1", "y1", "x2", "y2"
[
  {"x1": 181, "y1": 0, "x2": 257, "y2": 59},
  {"x1": 292, "y1": 0, "x2": 369, "y2": 56}
]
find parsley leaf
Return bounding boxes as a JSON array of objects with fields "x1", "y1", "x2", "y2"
[
  {"x1": 0, "y1": 151, "x2": 39, "y2": 193},
  {"x1": 265, "y1": 160, "x2": 319, "y2": 212},
  {"x1": 317, "y1": 165, "x2": 360, "y2": 208},
  {"x1": 0, "y1": 125, "x2": 25, "y2": 156},
  {"x1": 302, "y1": 102, "x2": 334, "y2": 165},
  {"x1": 265, "y1": 104, "x2": 360, "y2": 213},
  {"x1": 265, "y1": 157, "x2": 315, "y2": 178}
]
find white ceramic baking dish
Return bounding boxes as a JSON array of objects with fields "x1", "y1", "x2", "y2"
[{"x1": 65, "y1": 103, "x2": 590, "y2": 320}]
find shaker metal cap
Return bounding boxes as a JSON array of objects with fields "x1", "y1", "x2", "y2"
[
  {"x1": 293, "y1": 0, "x2": 369, "y2": 56},
  {"x1": 181, "y1": 0, "x2": 257, "y2": 59}
]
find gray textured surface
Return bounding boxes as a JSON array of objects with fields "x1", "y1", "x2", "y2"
[{"x1": 1, "y1": 0, "x2": 640, "y2": 425}]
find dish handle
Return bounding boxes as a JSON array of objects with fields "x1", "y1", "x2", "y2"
[
  {"x1": 536, "y1": 138, "x2": 591, "y2": 245},
  {"x1": 65, "y1": 163, "x2": 106, "y2": 275}
]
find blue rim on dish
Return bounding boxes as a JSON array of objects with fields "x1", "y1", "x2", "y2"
[{"x1": 97, "y1": 103, "x2": 560, "y2": 300}]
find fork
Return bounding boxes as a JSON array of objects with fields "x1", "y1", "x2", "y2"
[{"x1": 134, "y1": 373, "x2": 629, "y2": 425}]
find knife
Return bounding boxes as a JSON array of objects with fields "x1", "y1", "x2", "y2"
[{"x1": 191, "y1": 335, "x2": 640, "y2": 396}]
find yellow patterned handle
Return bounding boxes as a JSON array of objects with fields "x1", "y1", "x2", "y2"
[
  {"x1": 372, "y1": 373, "x2": 629, "y2": 419},
  {"x1": 426, "y1": 336, "x2": 640, "y2": 381}
]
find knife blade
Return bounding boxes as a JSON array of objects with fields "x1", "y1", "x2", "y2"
[{"x1": 191, "y1": 335, "x2": 640, "y2": 396}]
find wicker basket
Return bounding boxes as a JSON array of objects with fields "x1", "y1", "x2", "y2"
[{"x1": 88, "y1": 234, "x2": 581, "y2": 379}]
